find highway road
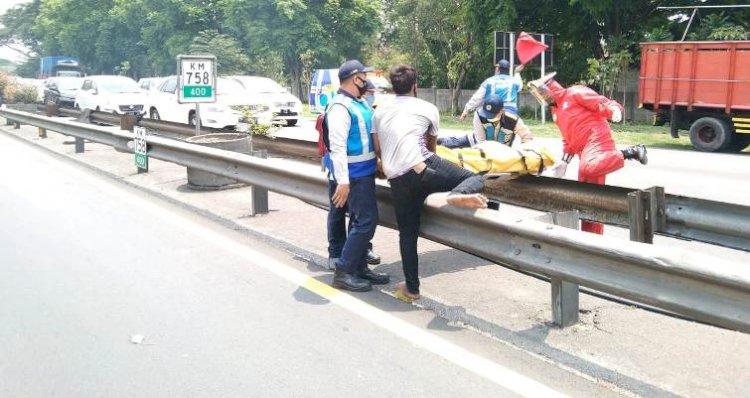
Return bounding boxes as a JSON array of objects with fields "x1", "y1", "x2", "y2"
[{"x1": 0, "y1": 132, "x2": 624, "y2": 397}]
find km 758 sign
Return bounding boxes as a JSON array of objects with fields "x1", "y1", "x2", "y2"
[{"x1": 177, "y1": 54, "x2": 217, "y2": 104}]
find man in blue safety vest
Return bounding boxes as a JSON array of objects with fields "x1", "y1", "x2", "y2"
[
  {"x1": 323, "y1": 60, "x2": 390, "y2": 292},
  {"x1": 460, "y1": 60, "x2": 524, "y2": 144}
]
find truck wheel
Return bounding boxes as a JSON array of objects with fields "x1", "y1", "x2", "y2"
[
  {"x1": 726, "y1": 133, "x2": 750, "y2": 152},
  {"x1": 689, "y1": 117, "x2": 732, "y2": 152}
]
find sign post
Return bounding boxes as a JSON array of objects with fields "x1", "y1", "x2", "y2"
[
  {"x1": 177, "y1": 54, "x2": 217, "y2": 135},
  {"x1": 134, "y1": 126, "x2": 148, "y2": 172},
  {"x1": 494, "y1": 32, "x2": 553, "y2": 122}
]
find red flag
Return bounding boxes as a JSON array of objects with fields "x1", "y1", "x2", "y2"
[{"x1": 516, "y1": 32, "x2": 549, "y2": 65}]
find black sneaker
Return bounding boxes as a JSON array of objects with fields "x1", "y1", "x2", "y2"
[
  {"x1": 332, "y1": 269, "x2": 372, "y2": 292},
  {"x1": 622, "y1": 145, "x2": 648, "y2": 165},
  {"x1": 366, "y1": 249, "x2": 381, "y2": 265}
]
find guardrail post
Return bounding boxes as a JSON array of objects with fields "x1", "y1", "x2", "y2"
[
  {"x1": 74, "y1": 137, "x2": 85, "y2": 153},
  {"x1": 536, "y1": 211, "x2": 580, "y2": 328},
  {"x1": 647, "y1": 186, "x2": 666, "y2": 233},
  {"x1": 249, "y1": 149, "x2": 269, "y2": 215},
  {"x1": 629, "y1": 190, "x2": 655, "y2": 243}
]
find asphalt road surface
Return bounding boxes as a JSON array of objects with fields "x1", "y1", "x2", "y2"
[{"x1": 0, "y1": 133, "x2": 624, "y2": 397}]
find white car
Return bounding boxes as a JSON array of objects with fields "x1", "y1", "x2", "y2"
[
  {"x1": 138, "y1": 77, "x2": 166, "y2": 93},
  {"x1": 146, "y1": 76, "x2": 264, "y2": 129},
  {"x1": 228, "y1": 76, "x2": 303, "y2": 126},
  {"x1": 75, "y1": 76, "x2": 146, "y2": 116}
]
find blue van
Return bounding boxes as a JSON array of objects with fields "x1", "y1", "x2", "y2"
[{"x1": 309, "y1": 69, "x2": 340, "y2": 114}]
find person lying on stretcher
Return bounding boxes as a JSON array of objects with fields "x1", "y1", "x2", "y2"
[{"x1": 438, "y1": 94, "x2": 534, "y2": 149}]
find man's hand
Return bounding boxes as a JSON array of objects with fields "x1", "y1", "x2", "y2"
[
  {"x1": 459, "y1": 112, "x2": 467, "y2": 122},
  {"x1": 609, "y1": 105, "x2": 622, "y2": 123},
  {"x1": 515, "y1": 63, "x2": 525, "y2": 73},
  {"x1": 332, "y1": 183, "x2": 350, "y2": 208}
]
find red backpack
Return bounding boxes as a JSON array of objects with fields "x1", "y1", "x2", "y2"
[{"x1": 315, "y1": 113, "x2": 330, "y2": 156}]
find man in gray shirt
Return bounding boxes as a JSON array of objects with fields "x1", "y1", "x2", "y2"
[{"x1": 372, "y1": 64, "x2": 488, "y2": 301}]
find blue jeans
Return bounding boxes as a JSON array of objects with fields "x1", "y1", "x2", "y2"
[
  {"x1": 327, "y1": 180, "x2": 374, "y2": 259},
  {"x1": 438, "y1": 135, "x2": 472, "y2": 149},
  {"x1": 328, "y1": 175, "x2": 378, "y2": 273}
]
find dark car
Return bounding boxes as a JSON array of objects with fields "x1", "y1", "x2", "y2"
[{"x1": 44, "y1": 77, "x2": 83, "y2": 108}]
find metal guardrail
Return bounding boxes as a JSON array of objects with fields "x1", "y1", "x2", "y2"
[
  {"x1": 3, "y1": 107, "x2": 750, "y2": 334},
  {"x1": 36, "y1": 104, "x2": 750, "y2": 252}
]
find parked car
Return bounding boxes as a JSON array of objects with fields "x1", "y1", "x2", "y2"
[
  {"x1": 75, "y1": 75, "x2": 146, "y2": 116},
  {"x1": 43, "y1": 77, "x2": 83, "y2": 108},
  {"x1": 228, "y1": 76, "x2": 303, "y2": 126},
  {"x1": 138, "y1": 77, "x2": 166, "y2": 93},
  {"x1": 146, "y1": 76, "x2": 263, "y2": 129}
]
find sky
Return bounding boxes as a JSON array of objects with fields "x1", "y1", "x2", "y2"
[{"x1": 0, "y1": 0, "x2": 33, "y2": 64}]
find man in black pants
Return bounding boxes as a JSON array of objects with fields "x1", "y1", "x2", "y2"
[{"x1": 372, "y1": 64, "x2": 488, "y2": 301}]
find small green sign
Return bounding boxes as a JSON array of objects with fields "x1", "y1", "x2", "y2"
[
  {"x1": 135, "y1": 153, "x2": 148, "y2": 170},
  {"x1": 183, "y1": 85, "x2": 213, "y2": 98}
]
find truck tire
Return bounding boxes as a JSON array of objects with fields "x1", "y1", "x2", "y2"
[
  {"x1": 726, "y1": 133, "x2": 750, "y2": 152},
  {"x1": 689, "y1": 117, "x2": 732, "y2": 152}
]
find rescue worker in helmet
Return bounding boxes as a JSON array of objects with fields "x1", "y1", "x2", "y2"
[
  {"x1": 438, "y1": 94, "x2": 533, "y2": 149},
  {"x1": 528, "y1": 72, "x2": 647, "y2": 234}
]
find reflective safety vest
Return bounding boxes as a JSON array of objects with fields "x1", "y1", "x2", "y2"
[
  {"x1": 323, "y1": 93, "x2": 377, "y2": 179},
  {"x1": 480, "y1": 112, "x2": 520, "y2": 146},
  {"x1": 482, "y1": 74, "x2": 521, "y2": 114}
]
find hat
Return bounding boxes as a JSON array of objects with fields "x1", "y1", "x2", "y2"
[
  {"x1": 495, "y1": 59, "x2": 510, "y2": 69},
  {"x1": 478, "y1": 94, "x2": 504, "y2": 120},
  {"x1": 338, "y1": 60, "x2": 373, "y2": 81},
  {"x1": 365, "y1": 79, "x2": 376, "y2": 92}
]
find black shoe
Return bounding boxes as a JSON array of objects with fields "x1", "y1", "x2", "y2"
[
  {"x1": 622, "y1": 145, "x2": 648, "y2": 165},
  {"x1": 332, "y1": 269, "x2": 372, "y2": 292},
  {"x1": 366, "y1": 249, "x2": 381, "y2": 265},
  {"x1": 358, "y1": 269, "x2": 390, "y2": 285}
]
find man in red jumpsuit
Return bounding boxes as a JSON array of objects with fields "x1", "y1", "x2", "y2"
[{"x1": 529, "y1": 73, "x2": 648, "y2": 234}]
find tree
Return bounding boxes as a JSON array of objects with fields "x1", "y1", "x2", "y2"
[
  {"x1": 220, "y1": 0, "x2": 381, "y2": 99},
  {"x1": 0, "y1": 0, "x2": 42, "y2": 58},
  {"x1": 189, "y1": 29, "x2": 250, "y2": 75}
]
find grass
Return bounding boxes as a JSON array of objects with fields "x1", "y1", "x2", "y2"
[
  {"x1": 438, "y1": 112, "x2": 694, "y2": 150},
  {"x1": 304, "y1": 104, "x2": 695, "y2": 151}
]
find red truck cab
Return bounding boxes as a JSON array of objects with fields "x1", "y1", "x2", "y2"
[{"x1": 639, "y1": 41, "x2": 750, "y2": 152}]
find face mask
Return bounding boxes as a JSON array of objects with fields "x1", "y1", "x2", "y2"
[{"x1": 355, "y1": 78, "x2": 368, "y2": 97}]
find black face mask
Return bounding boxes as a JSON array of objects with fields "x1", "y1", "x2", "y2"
[{"x1": 355, "y1": 81, "x2": 368, "y2": 97}]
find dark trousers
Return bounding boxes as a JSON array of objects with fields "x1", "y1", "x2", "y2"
[
  {"x1": 329, "y1": 175, "x2": 378, "y2": 273},
  {"x1": 389, "y1": 155, "x2": 484, "y2": 294},
  {"x1": 327, "y1": 180, "x2": 373, "y2": 258}
]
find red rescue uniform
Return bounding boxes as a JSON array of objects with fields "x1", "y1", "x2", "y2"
[{"x1": 550, "y1": 85, "x2": 625, "y2": 234}]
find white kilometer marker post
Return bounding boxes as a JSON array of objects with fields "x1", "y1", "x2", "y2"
[{"x1": 177, "y1": 54, "x2": 217, "y2": 135}]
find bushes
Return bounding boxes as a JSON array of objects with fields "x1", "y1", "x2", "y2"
[{"x1": 0, "y1": 72, "x2": 41, "y2": 104}]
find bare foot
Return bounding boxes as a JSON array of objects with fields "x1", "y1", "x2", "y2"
[
  {"x1": 446, "y1": 194, "x2": 488, "y2": 209},
  {"x1": 395, "y1": 282, "x2": 420, "y2": 302}
]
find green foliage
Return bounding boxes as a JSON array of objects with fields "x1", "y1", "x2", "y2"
[
  {"x1": 237, "y1": 107, "x2": 281, "y2": 138},
  {"x1": 14, "y1": 56, "x2": 40, "y2": 78},
  {"x1": 644, "y1": 27, "x2": 673, "y2": 42},
  {"x1": 0, "y1": 73, "x2": 39, "y2": 103},
  {"x1": 189, "y1": 29, "x2": 250, "y2": 75},
  {"x1": 586, "y1": 50, "x2": 632, "y2": 98},
  {"x1": 688, "y1": 13, "x2": 747, "y2": 41}
]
